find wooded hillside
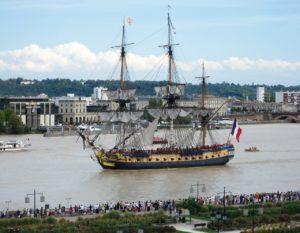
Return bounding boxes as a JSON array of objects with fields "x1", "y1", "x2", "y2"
[{"x1": 0, "y1": 78, "x2": 299, "y2": 100}]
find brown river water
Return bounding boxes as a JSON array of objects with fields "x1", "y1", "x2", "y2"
[{"x1": 0, "y1": 123, "x2": 299, "y2": 210}]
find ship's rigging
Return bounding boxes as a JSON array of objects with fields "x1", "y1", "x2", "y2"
[{"x1": 77, "y1": 9, "x2": 235, "y2": 170}]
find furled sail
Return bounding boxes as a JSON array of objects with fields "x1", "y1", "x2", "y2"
[
  {"x1": 99, "y1": 111, "x2": 143, "y2": 123},
  {"x1": 154, "y1": 84, "x2": 185, "y2": 97},
  {"x1": 105, "y1": 88, "x2": 136, "y2": 101},
  {"x1": 147, "y1": 108, "x2": 191, "y2": 120},
  {"x1": 192, "y1": 109, "x2": 211, "y2": 118}
]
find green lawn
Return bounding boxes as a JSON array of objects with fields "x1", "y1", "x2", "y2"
[{"x1": 194, "y1": 228, "x2": 216, "y2": 233}]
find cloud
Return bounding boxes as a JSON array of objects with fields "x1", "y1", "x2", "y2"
[{"x1": 0, "y1": 42, "x2": 300, "y2": 85}]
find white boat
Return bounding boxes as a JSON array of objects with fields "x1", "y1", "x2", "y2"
[
  {"x1": 218, "y1": 118, "x2": 234, "y2": 126},
  {"x1": 0, "y1": 140, "x2": 30, "y2": 152},
  {"x1": 77, "y1": 124, "x2": 102, "y2": 132}
]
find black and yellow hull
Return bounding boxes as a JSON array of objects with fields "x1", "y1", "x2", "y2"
[{"x1": 96, "y1": 144, "x2": 234, "y2": 170}]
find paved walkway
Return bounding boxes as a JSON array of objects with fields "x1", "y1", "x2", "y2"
[
  {"x1": 169, "y1": 222, "x2": 205, "y2": 233},
  {"x1": 55, "y1": 214, "x2": 242, "y2": 232},
  {"x1": 168, "y1": 218, "x2": 241, "y2": 233}
]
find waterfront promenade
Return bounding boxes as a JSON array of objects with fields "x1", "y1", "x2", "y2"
[{"x1": 1, "y1": 190, "x2": 299, "y2": 219}]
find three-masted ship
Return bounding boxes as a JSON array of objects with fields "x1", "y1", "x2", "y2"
[{"x1": 80, "y1": 13, "x2": 235, "y2": 169}]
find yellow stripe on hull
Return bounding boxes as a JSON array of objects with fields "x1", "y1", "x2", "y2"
[{"x1": 102, "y1": 161, "x2": 115, "y2": 167}]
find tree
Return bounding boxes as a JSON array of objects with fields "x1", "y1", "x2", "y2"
[
  {"x1": 0, "y1": 109, "x2": 28, "y2": 134},
  {"x1": 0, "y1": 110, "x2": 5, "y2": 132}
]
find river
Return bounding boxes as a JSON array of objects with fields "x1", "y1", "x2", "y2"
[{"x1": 0, "y1": 123, "x2": 299, "y2": 210}]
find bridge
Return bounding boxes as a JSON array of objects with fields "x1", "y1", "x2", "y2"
[
  {"x1": 228, "y1": 112, "x2": 300, "y2": 123},
  {"x1": 271, "y1": 112, "x2": 300, "y2": 122}
]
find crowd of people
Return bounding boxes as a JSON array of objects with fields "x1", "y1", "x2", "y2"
[
  {"x1": 199, "y1": 190, "x2": 300, "y2": 206},
  {"x1": 1, "y1": 191, "x2": 299, "y2": 219}
]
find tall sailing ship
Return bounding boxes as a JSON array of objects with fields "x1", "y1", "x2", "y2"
[{"x1": 79, "y1": 13, "x2": 235, "y2": 169}]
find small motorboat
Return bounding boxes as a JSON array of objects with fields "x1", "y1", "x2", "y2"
[
  {"x1": 245, "y1": 147, "x2": 259, "y2": 152},
  {"x1": 0, "y1": 140, "x2": 31, "y2": 152}
]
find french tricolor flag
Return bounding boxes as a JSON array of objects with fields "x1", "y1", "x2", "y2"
[{"x1": 231, "y1": 118, "x2": 242, "y2": 142}]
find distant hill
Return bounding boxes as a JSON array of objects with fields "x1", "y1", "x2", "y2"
[{"x1": 0, "y1": 78, "x2": 299, "y2": 100}]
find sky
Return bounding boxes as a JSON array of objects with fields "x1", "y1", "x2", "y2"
[{"x1": 0, "y1": 0, "x2": 300, "y2": 86}]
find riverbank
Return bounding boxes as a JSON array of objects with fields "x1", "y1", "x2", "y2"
[
  {"x1": 1, "y1": 199, "x2": 300, "y2": 233},
  {"x1": 2, "y1": 191, "x2": 299, "y2": 218}
]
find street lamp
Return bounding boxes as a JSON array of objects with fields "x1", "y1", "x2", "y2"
[
  {"x1": 216, "y1": 210, "x2": 222, "y2": 233},
  {"x1": 210, "y1": 209, "x2": 222, "y2": 233},
  {"x1": 216, "y1": 186, "x2": 231, "y2": 222},
  {"x1": 25, "y1": 189, "x2": 45, "y2": 217},
  {"x1": 65, "y1": 197, "x2": 71, "y2": 208},
  {"x1": 251, "y1": 197, "x2": 255, "y2": 233},
  {"x1": 5, "y1": 200, "x2": 12, "y2": 211},
  {"x1": 190, "y1": 182, "x2": 206, "y2": 200}
]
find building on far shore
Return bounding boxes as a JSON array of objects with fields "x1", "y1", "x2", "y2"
[
  {"x1": 275, "y1": 91, "x2": 300, "y2": 112},
  {"x1": 231, "y1": 100, "x2": 298, "y2": 113},
  {"x1": 53, "y1": 94, "x2": 99, "y2": 125},
  {"x1": 178, "y1": 95, "x2": 229, "y2": 116},
  {"x1": 275, "y1": 91, "x2": 300, "y2": 106},
  {"x1": 0, "y1": 95, "x2": 56, "y2": 129},
  {"x1": 256, "y1": 86, "x2": 265, "y2": 102},
  {"x1": 92, "y1": 87, "x2": 108, "y2": 102}
]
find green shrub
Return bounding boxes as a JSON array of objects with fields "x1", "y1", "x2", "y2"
[
  {"x1": 263, "y1": 207, "x2": 281, "y2": 216},
  {"x1": 58, "y1": 218, "x2": 66, "y2": 224},
  {"x1": 20, "y1": 218, "x2": 29, "y2": 225},
  {"x1": 28, "y1": 218, "x2": 41, "y2": 225},
  {"x1": 20, "y1": 227, "x2": 35, "y2": 233},
  {"x1": 264, "y1": 203, "x2": 275, "y2": 208},
  {"x1": 292, "y1": 214, "x2": 300, "y2": 221},
  {"x1": 0, "y1": 219, "x2": 10, "y2": 228},
  {"x1": 258, "y1": 215, "x2": 271, "y2": 224},
  {"x1": 281, "y1": 201, "x2": 300, "y2": 215},
  {"x1": 233, "y1": 216, "x2": 250, "y2": 227},
  {"x1": 176, "y1": 198, "x2": 207, "y2": 215},
  {"x1": 43, "y1": 216, "x2": 57, "y2": 224},
  {"x1": 278, "y1": 214, "x2": 291, "y2": 222},
  {"x1": 102, "y1": 211, "x2": 121, "y2": 219},
  {"x1": 144, "y1": 225, "x2": 176, "y2": 233},
  {"x1": 275, "y1": 202, "x2": 282, "y2": 207},
  {"x1": 7, "y1": 218, "x2": 18, "y2": 226},
  {"x1": 227, "y1": 209, "x2": 242, "y2": 218}
]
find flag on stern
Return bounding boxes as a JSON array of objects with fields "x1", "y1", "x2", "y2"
[{"x1": 231, "y1": 118, "x2": 242, "y2": 142}]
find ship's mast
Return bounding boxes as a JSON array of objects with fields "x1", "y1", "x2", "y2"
[
  {"x1": 167, "y1": 12, "x2": 172, "y2": 85},
  {"x1": 110, "y1": 18, "x2": 134, "y2": 148},
  {"x1": 120, "y1": 23, "x2": 126, "y2": 89},
  {"x1": 111, "y1": 18, "x2": 134, "y2": 91},
  {"x1": 159, "y1": 10, "x2": 180, "y2": 147},
  {"x1": 159, "y1": 11, "x2": 179, "y2": 90},
  {"x1": 196, "y1": 62, "x2": 210, "y2": 146}
]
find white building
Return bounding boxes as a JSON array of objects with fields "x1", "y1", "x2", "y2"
[
  {"x1": 275, "y1": 91, "x2": 300, "y2": 105},
  {"x1": 178, "y1": 95, "x2": 228, "y2": 116},
  {"x1": 58, "y1": 99, "x2": 99, "y2": 124},
  {"x1": 92, "y1": 87, "x2": 108, "y2": 101},
  {"x1": 256, "y1": 86, "x2": 265, "y2": 102},
  {"x1": 0, "y1": 96, "x2": 55, "y2": 129}
]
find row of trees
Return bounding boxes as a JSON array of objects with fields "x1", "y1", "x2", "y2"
[
  {"x1": 0, "y1": 109, "x2": 29, "y2": 134},
  {"x1": 1, "y1": 78, "x2": 299, "y2": 99}
]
